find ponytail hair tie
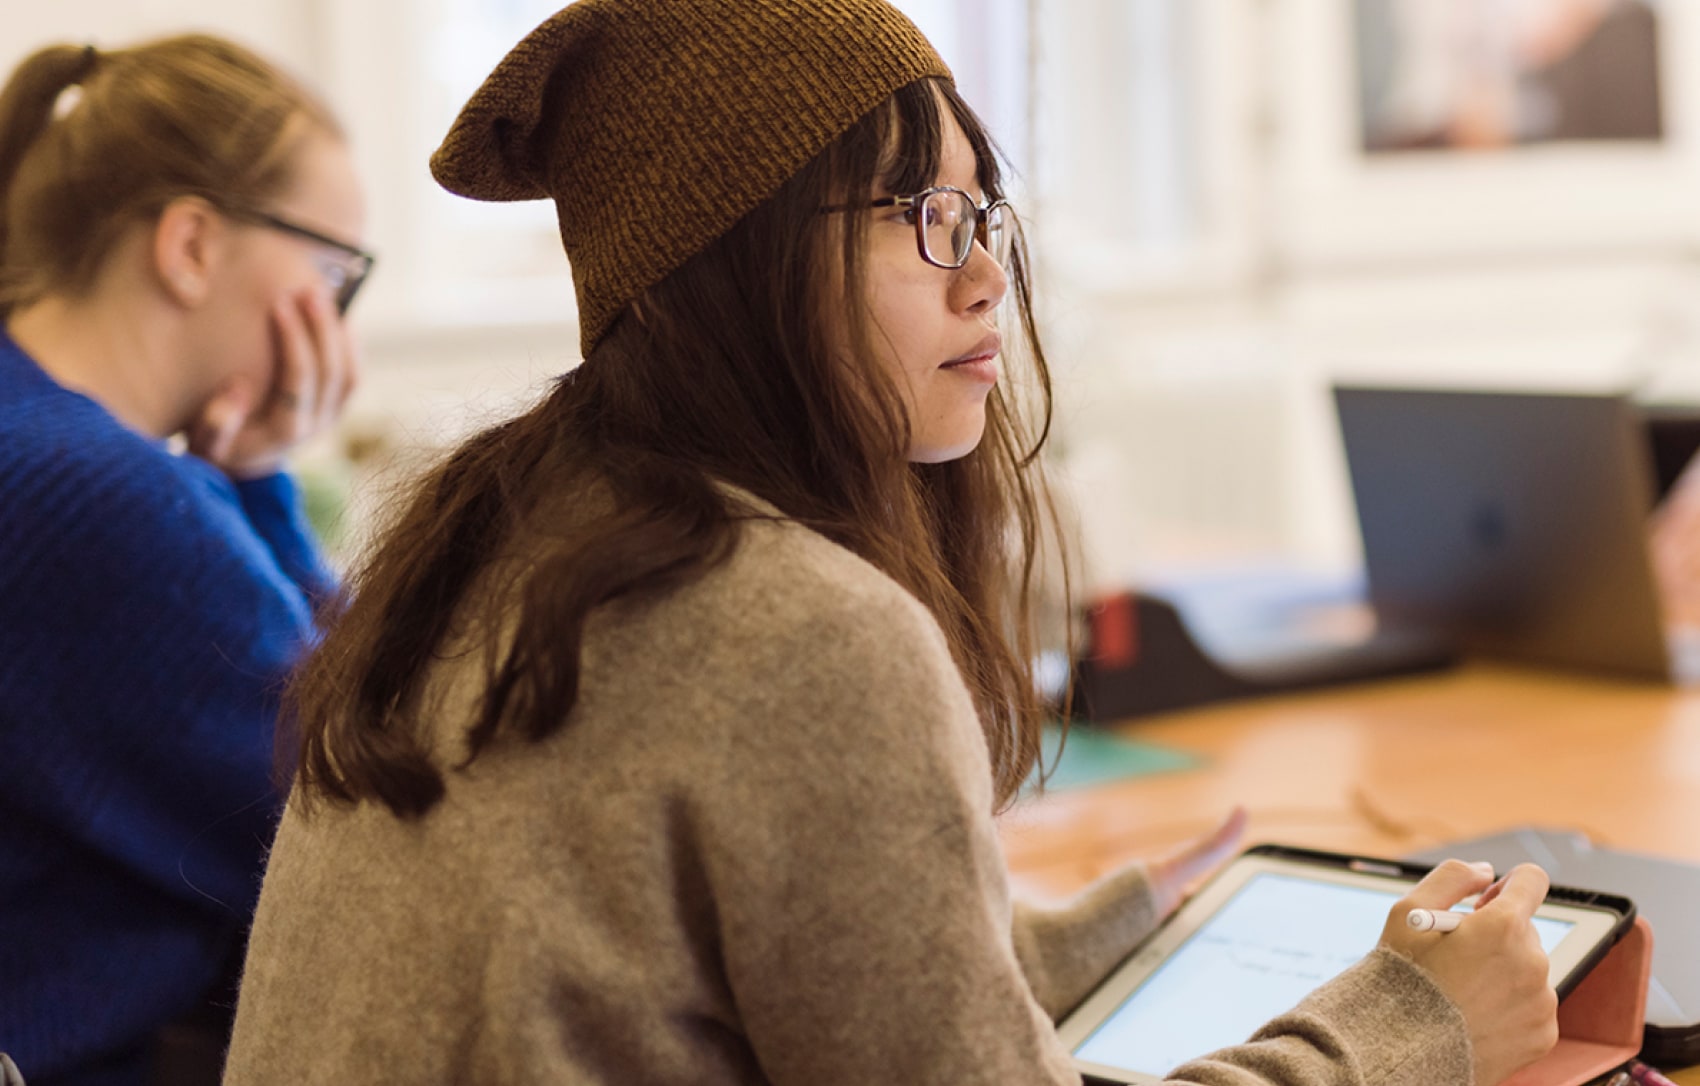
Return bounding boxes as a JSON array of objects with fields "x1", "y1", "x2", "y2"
[{"x1": 50, "y1": 45, "x2": 101, "y2": 119}]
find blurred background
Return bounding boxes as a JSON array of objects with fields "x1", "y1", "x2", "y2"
[{"x1": 11, "y1": 0, "x2": 1697, "y2": 594}]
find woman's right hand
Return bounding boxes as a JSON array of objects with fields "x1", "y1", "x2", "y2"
[
  {"x1": 1381, "y1": 860, "x2": 1559, "y2": 1086},
  {"x1": 189, "y1": 286, "x2": 359, "y2": 480}
]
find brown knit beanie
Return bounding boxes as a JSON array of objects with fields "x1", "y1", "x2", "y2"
[{"x1": 431, "y1": 0, "x2": 953, "y2": 355}]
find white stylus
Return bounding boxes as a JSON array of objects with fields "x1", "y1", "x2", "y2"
[{"x1": 1406, "y1": 908, "x2": 1464, "y2": 933}]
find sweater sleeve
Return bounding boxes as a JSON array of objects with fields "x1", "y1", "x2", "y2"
[
  {"x1": 232, "y1": 470, "x2": 338, "y2": 605},
  {"x1": 1163, "y1": 949, "x2": 1474, "y2": 1085},
  {"x1": 0, "y1": 444, "x2": 318, "y2": 915},
  {"x1": 1013, "y1": 860, "x2": 1161, "y2": 1020}
]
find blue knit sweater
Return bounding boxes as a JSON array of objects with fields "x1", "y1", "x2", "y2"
[{"x1": 0, "y1": 330, "x2": 334, "y2": 1085}]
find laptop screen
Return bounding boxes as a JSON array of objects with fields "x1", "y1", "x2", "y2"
[{"x1": 1333, "y1": 385, "x2": 1671, "y2": 680}]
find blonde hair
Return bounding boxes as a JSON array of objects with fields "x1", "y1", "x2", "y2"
[{"x1": 0, "y1": 33, "x2": 341, "y2": 315}]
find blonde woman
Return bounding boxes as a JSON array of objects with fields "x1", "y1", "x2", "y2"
[{"x1": 0, "y1": 34, "x2": 366, "y2": 1085}]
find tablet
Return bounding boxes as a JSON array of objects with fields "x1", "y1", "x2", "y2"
[{"x1": 1056, "y1": 844, "x2": 1635, "y2": 1086}]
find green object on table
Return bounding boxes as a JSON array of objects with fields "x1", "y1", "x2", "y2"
[{"x1": 1027, "y1": 723, "x2": 1200, "y2": 793}]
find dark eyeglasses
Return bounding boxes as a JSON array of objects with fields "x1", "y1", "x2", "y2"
[
  {"x1": 826, "y1": 185, "x2": 1014, "y2": 270},
  {"x1": 224, "y1": 207, "x2": 376, "y2": 315}
]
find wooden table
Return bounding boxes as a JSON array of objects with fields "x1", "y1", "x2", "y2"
[{"x1": 1001, "y1": 663, "x2": 1700, "y2": 1083}]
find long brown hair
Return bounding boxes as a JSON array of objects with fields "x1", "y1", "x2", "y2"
[
  {"x1": 293, "y1": 78, "x2": 1068, "y2": 817},
  {"x1": 0, "y1": 34, "x2": 340, "y2": 315}
]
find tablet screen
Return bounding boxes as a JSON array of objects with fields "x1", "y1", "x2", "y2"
[{"x1": 1073, "y1": 872, "x2": 1575, "y2": 1078}]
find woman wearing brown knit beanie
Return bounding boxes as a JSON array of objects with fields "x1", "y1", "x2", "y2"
[{"x1": 224, "y1": 3, "x2": 1554, "y2": 1084}]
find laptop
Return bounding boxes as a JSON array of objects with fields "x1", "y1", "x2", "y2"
[{"x1": 1334, "y1": 385, "x2": 1694, "y2": 682}]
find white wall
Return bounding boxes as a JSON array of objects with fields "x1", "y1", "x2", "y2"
[{"x1": 2, "y1": 2, "x2": 319, "y2": 84}]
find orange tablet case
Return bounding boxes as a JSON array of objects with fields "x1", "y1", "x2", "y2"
[{"x1": 1505, "y1": 916, "x2": 1654, "y2": 1086}]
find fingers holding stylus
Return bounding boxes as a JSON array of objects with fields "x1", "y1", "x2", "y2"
[
  {"x1": 1473, "y1": 870, "x2": 1513, "y2": 910},
  {"x1": 1393, "y1": 858, "x2": 1496, "y2": 928},
  {"x1": 1384, "y1": 861, "x2": 1557, "y2": 1086},
  {"x1": 1469, "y1": 863, "x2": 1552, "y2": 952},
  {"x1": 1405, "y1": 864, "x2": 1515, "y2": 932}
]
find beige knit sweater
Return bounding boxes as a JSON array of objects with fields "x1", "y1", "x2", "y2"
[{"x1": 224, "y1": 508, "x2": 1473, "y2": 1084}]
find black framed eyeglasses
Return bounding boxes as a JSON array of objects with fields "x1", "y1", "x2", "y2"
[
  {"x1": 828, "y1": 185, "x2": 1014, "y2": 270},
  {"x1": 224, "y1": 207, "x2": 376, "y2": 315}
]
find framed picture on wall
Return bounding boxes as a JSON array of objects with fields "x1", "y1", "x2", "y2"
[
  {"x1": 1270, "y1": 0, "x2": 1698, "y2": 271},
  {"x1": 1355, "y1": 0, "x2": 1664, "y2": 154}
]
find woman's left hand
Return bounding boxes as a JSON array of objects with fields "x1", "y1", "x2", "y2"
[
  {"x1": 1147, "y1": 806, "x2": 1247, "y2": 919},
  {"x1": 189, "y1": 286, "x2": 360, "y2": 480}
]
